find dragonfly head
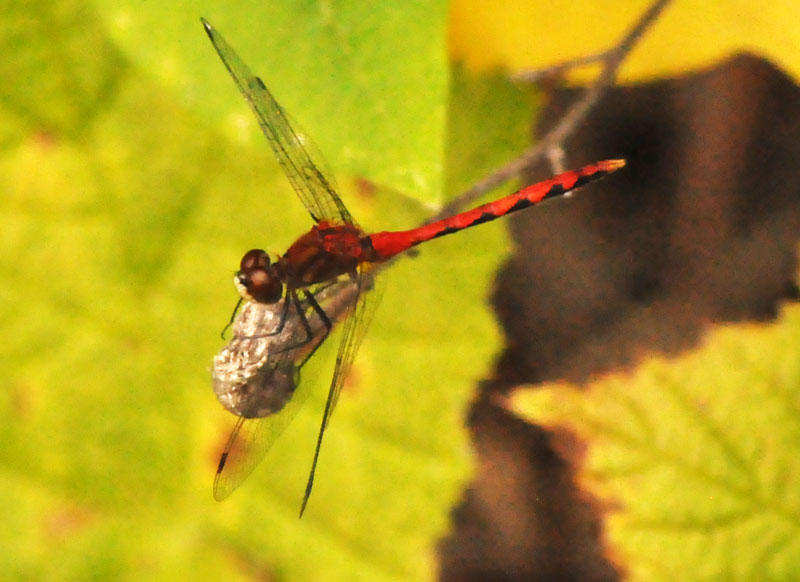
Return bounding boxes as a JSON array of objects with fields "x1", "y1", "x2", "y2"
[{"x1": 235, "y1": 249, "x2": 283, "y2": 303}]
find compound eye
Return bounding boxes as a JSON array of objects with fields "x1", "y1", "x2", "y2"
[
  {"x1": 240, "y1": 249, "x2": 270, "y2": 272},
  {"x1": 236, "y1": 249, "x2": 282, "y2": 303}
]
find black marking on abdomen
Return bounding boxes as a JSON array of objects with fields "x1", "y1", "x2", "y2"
[
  {"x1": 430, "y1": 225, "x2": 460, "y2": 240},
  {"x1": 430, "y1": 210, "x2": 498, "y2": 241},
  {"x1": 543, "y1": 169, "x2": 606, "y2": 200},
  {"x1": 573, "y1": 172, "x2": 600, "y2": 189},
  {"x1": 470, "y1": 210, "x2": 503, "y2": 227},
  {"x1": 507, "y1": 198, "x2": 535, "y2": 212},
  {"x1": 413, "y1": 166, "x2": 611, "y2": 246},
  {"x1": 543, "y1": 183, "x2": 567, "y2": 199}
]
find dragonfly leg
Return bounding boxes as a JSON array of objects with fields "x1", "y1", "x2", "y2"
[
  {"x1": 265, "y1": 293, "x2": 294, "y2": 336},
  {"x1": 237, "y1": 292, "x2": 294, "y2": 341},
  {"x1": 219, "y1": 296, "x2": 244, "y2": 339},
  {"x1": 295, "y1": 289, "x2": 332, "y2": 368},
  {"x1": 255, "y1": 289, "x2": 332, "y2": 362}
]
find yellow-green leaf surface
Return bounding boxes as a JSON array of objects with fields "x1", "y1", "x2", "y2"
[
  {"x1": 1, "y1": 2, "x2": 544, "y2": 581},
  {"x1": 93, "y1": 1, "x2": 448, "y2": 203},
  {"x1": 510, "y1": 301, "x2": 800, "y2": 580},
  {"x1": 450, "y1": 0, "x2": 800, "y2": 82}
]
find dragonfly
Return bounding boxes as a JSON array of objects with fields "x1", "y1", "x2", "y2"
[{"x1": 202, "y1": 18, "x2": 625, "y2": 516}]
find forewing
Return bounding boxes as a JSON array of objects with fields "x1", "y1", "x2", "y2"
[
  {"x1": 322, "y1": 268, "x2": 383, "y2": 428},
  {"x1": 202, "y1": 19, "x2": 353, "y2": 225},
  {"x1": 299, "y1": 267, "x2": 383, "y2": 514}
]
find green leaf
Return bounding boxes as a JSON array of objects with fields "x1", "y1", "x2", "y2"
[
  {"x1": 91, "y1": 1, "x2": 450, "y2": 202},
  {"x1": 510, "y1": 301, "x2": 800, "y2": 581},
  {"x1": 445, "y1": 63, "x2": 538, "y2": 195},
  {"x1": 1, "y1": 2, "x2": 538, "y2": 581}
]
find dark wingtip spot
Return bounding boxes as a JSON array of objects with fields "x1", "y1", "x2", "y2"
[
  {"x1": 216, "y1": 452, "x2": 228, "y2": 473},
  {"x1": 201, "y1": 18, "x2": 212, "y2": 33},
  {"x1": 254, "y1": 76, "x2": 267, "y2": 90}
]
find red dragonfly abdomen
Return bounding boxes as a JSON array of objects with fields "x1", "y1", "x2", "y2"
[{"x1": 367, "y1": 159, "x2": 625, "y2": 260}]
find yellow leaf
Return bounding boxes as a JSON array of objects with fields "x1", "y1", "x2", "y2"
[{"x1": 449, "y1": 0, "x2": 800, "y2": 82}]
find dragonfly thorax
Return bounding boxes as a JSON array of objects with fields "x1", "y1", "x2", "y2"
[
  {"x1": 236, "y1": 249, "x2": 283, "y2": 303},
  {"x1": 275, "y1": 223, "x2": 366, "y2": 288}
]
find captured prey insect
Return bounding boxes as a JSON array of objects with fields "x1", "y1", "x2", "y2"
[{"x1": 203, "y1": 18, "x2": 625, "y2": 516}]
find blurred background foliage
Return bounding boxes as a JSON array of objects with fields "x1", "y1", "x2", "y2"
[
  {"x1": 512, "y1": 288, "x2": 800, "y2": 581},
  {"x1": 1, "y1": 1, "x2": 798, "y2": 581}
]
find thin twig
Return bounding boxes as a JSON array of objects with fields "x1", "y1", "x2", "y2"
[
  {"x1": 428, "y1": 0, "x2": 672, "y2": 224},
  {"x1": 512, "y1": 49, "x2": 614, "y2": 83}
]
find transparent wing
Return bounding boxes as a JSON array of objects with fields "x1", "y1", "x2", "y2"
[
  {"x1": 213, "y1": 379, "x2": 305, "y2": 501},
  {"x1": 299, "y1": 267, "x2": 383, "y2": 515},
  {"x1": 323, "y1": 269, "x2": 383, "y2": 427},
  {"x1": 212, "y1": 296, "x2": 332, "y2": 501},
  {"x1": 202, "y1": 18, "x2": 353, "y2": 226}
]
